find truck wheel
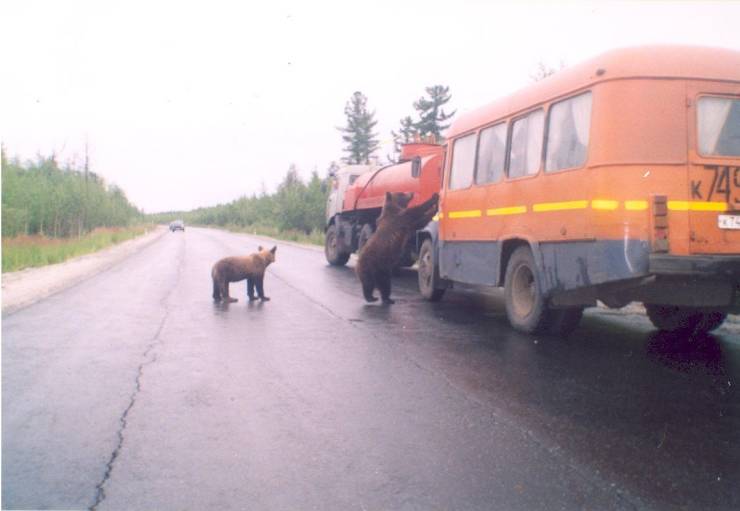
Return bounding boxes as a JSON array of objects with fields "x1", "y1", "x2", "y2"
[
  {"x1": 645, "y1": 304, "x2": 727, "y2": 334},
  {"x1": 325, "y1": 224, "x2": 350, "y2": 266},
  {"x1": 358, "y1": 224, "x2": 374, "y2": 253},
  {"x1": 418, "y1": 238, "x2": 445, "y2": 301},
  {"x1": 504, "y1": 246, "x2": 549, "y2": 333}
]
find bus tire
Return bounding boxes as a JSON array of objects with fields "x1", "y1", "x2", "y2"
[
  {"x1": 418, "y1": 238, "x2": 445, "y2": 301},
  {"x1": 645, "y1": 304, "x2": 727, "y2": 334},
  {"x1": 504, "y1": 246, "x2": 549, "y2": 333},
  {"x1": 325, "y1": 224, "x2": 350, "y2": 266}
]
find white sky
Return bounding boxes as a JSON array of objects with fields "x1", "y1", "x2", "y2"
[{"x1": 2, "y1": 0, "x2": 740, "y2": 213}]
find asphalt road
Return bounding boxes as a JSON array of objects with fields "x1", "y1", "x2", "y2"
[{"x1": 3, "y1": 227, "x2": 739, "y2": 510}]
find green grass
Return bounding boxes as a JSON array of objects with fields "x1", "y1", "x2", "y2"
[{"x1": 2, "y1": 225, "x2": 154, "y2": 272}]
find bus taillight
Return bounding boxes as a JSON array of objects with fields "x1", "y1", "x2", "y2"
[{"x1": 652, "y1": 194, "x2": 669, "y2": 253}]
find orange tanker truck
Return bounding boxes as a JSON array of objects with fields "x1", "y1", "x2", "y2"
[{"x1": 324, "y1": 141, "x2": 444, "y2": 267}]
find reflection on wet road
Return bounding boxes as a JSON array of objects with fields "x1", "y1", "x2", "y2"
[{"x1": 3, "y1": 227, "x2": 739, "y2": 510}]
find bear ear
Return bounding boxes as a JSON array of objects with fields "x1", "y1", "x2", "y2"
[
  {"x1": 407, "y1": 192, "x2": 415, "y2": 201},
  {"x1": 385, "y1": 191, "x2": 392, "y2": 202},
  {"x1": 270, "y1": 246, "x2": 277, "y2": 254},
  {"x1": 258, "y1": 245, "x2": 263, "y2": 251}
]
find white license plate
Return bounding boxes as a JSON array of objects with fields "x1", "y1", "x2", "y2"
[{"x1": 718, "y1": 214, "x2": 740, "y2": 230}]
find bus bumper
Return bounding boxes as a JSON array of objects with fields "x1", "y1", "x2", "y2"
[{"x1": 649, "y1": 254, "x2": 740, "y2": 279}]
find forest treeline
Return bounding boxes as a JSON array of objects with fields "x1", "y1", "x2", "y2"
[
  {"x1": 1, "y1": 149, "x2": 142, "y2": 238},
  {"x1": 3, "y1": 84, "x2": 457, "y2": 244},
  {"x1": 162, "y1": 84, "x2": 456, "y2": 235},
  {"x1": 150, "y1": 166, "x2": 329, "y2": 237}
]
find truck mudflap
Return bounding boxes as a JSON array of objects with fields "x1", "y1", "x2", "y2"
[{"x1": 649, "y1": 254, "x2": 740, "y2": 278}]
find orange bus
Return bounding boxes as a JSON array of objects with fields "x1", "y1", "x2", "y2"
[{"x1": 416, "y1": 45, "x2": 740, "y2": 335}]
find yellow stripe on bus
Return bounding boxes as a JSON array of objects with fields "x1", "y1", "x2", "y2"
[
  {"x1": 448, "y1": 210, "x2": 482, "y2": 219},
  {"x1": 438, "y1": 199, "x2": 726, "y2": 220},
  {"x1": 532, "y1": 200, "x2": 589, "y2": 212},
  {"x1": 667, "y1": 201, "x2": 690, "y2": 211},
  {"x1": 625, "y1": 200, "x2": 648, "y2": 211},
  {"x1": 486, "y1": 206, "x2": 527, "y2": 216},
  {"x1": 667, "y1": 201, "x2": 727, "y2": 212},
  {"x1": 688, "y1": 201, "x2": 728, "y2": 212},
  {"x1": 591, "y1": 200, "x2": 619, "y2": 210}
]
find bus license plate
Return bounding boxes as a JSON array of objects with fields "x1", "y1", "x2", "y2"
[{"x1": 718, "y1": 214, "x2": 740, "y2": 230}]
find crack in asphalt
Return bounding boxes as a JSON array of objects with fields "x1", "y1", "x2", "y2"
[{"x1": 89, "y1": 237, "x2": 186, "y2": 511}]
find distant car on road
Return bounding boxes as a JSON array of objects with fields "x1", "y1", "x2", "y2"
[{"x1": 169, "y1": 220, "x2": 185, "y2": 232}]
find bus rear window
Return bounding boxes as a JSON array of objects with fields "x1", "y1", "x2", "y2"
[
  {"x1": 698, "y1": 96, "x2": 740, "y2": 157},
  {"x1": 545, "y1": 92, "x2": 592, "y2": 171}
]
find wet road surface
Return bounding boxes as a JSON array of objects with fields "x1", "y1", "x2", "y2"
[{"x1": 3, "y1": 227, "x2": 739, "y2": 510}]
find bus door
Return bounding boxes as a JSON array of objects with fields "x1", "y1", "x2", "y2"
[
  {"x1": 439, "y1": 132, "x2": 493, "y2": 284},
  {"x1": 688, "y1": 83, "x2": 740, "y2": 255}
]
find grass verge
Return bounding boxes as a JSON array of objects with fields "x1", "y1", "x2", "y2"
[{"x1": 2, "y1": 225, "x2": 154, "y2": 273}]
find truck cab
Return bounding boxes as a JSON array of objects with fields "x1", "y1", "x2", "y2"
[
  {"x1": 325, "y1": 164, "x2": 376, "y2": 265},
  {"x1": 325, "y1": 165, "x2": 376, "y2": 225}
]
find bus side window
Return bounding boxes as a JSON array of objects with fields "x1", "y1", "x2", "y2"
[
  {"x1": 475, "y1": 123, "x2": 507, "y2": 184},
  {"x1": 448, "y1": 133, "x2": 478, "y2": 190},
  {"x1": 545, "y1": 92, "x2": 592, "y2": 172},
  {"x1": 508, "y1": 110, "x2": 544, "y2": 179}
]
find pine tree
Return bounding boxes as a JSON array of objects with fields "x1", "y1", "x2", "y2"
[
  {"x1": 530, "y1": 60, "x2": 566, "y2": 82},
  {"x1": 389, "y1": 116, "x2": 418, "y2": 162},
  {"x1": 338, "y1": 91, "x2": 379, "y2": 164},
  {"x1": 326, "y1": 161, "x2": 340, "y2": 177},
  {"x1": 413, "y1": 85, "x2": 455, "y2": 140}
]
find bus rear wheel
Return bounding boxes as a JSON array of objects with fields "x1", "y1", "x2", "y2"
[
  {"x1": 504, "y1": 246, "x2": 549, "y2": 333},
  {"x1": 645, "y1": 304, "x2": 727, "y2": 335},
  {"x1": 325, "y1": 224, "x2": 350, "y2": 266}
]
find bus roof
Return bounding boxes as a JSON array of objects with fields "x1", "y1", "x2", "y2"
[{"x1": 447, "y1": 45, "x2": 740, "y2": 139}]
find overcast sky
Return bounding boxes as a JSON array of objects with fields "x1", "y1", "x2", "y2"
[{"x1": 3, "y1": 0, "x2": 740, "y2": 213}]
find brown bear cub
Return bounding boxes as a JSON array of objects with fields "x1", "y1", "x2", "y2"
[
  {"x1": 211, "y1": 245, "x2": 277, "y2": 303},
  {"x1": 355, "y1": 192, "x2": 439, "y2": 304}
]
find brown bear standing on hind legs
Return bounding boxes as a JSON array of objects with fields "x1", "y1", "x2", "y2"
[
  {"x1": 355, "y1": 192, "x2": 439, "y2": 304},
  {"x1": 212, "y1": 245, "x2": 277, "y2": 303}
]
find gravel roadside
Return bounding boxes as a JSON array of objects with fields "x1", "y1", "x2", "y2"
[{"x1": 2, "y1": 226, "x2": 168, "y2": 315}]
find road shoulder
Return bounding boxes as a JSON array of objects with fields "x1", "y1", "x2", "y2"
[{"x1": 2, "y1": 226, "x2": 168, "y2": 315}]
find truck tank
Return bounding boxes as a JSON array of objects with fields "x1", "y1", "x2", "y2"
[
  {"x1": 342, "y1": 143, "x2": 444, "y2": 213},
  {"x1": 324, "y1": 142, "x2": 444, "y2": 266}
]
